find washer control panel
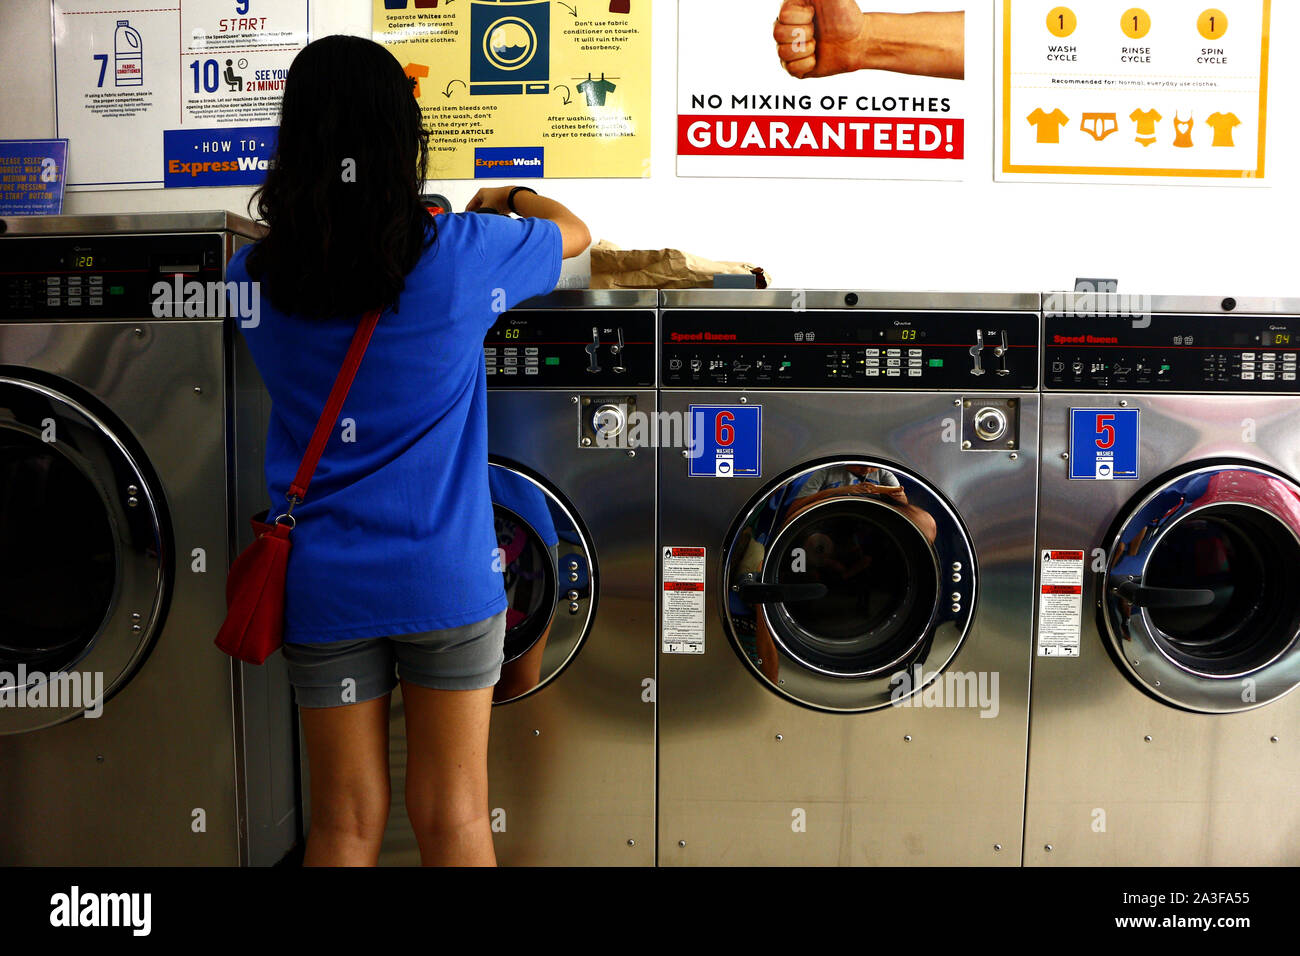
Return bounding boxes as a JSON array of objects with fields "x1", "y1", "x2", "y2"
[
  {"x1": 660, "y1": 309, "x2": 1039, "y2": 389},
  {"x1": 485, "y1": 309, "x2": 655, "y2": 387},
  {"x1": 1045, "y1": 312, "x2": 1300, "y2": 391},
  {"x1": 1, "y1": 234, "x2": 224, "y2": 319}
]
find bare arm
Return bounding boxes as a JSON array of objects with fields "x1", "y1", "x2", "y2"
[
  {"x1": 859, "y1": 12, "x2": 964, "y2": 80},
  {"x1": 467, "y1": 187, "x2": 592, "y2": 258},
  {"x1": 775, "y1": 2, "x2": 965, "y2": 81}
]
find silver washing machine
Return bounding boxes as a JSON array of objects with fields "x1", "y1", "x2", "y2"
[
  {"x1": 0, "y1": 212, "x2": 299, "y2": 864},
  {"x1": 657, "y1": 290, "x2": 1041, "y2": 865},
  {"x1": 377, "y1": 291, "x2": 657, "y2": 865},
  {"x1": 1026, "y1": 293, "x2": 1300, "y2": 866}
]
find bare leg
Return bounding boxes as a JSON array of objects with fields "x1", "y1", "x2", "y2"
[
  {"x1": 401, "y1": 682, "x2": 497, "y2": 866},
  {"x1": 299, "y1": 695, "x2": 392, "y2": 866}
]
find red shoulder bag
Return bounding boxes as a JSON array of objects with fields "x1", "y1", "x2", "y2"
[{"x1": 215, "y1": 307, "x2": 382, "y2": 664}]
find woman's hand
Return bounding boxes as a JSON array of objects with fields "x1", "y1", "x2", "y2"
[
  {"x1": 466, "y1": 186, "x2": 515, "y2": 214},
  {"x1": 467, "y1": 186, "x2": 592, "y2": 259}
]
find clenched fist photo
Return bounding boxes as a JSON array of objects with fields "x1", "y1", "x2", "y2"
[{"x1": 774, "y1": 2, "x2": 965, "y2": 80}]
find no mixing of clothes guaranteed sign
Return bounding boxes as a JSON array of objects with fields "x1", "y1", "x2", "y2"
[{"x1": 678, "y1": 0, "x2": 972, "y2": 180}]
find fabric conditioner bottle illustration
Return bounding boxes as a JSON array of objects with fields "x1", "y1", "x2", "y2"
[{"x1": 114, "y1": 20, "x2": 143, "y2": 86}]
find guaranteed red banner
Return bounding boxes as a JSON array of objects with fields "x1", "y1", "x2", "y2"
[{"x1": 678, "y1": 114, "x2": 964, "y2": 159}]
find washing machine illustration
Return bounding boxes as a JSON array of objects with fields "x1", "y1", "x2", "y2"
[{"x1": 471, "y1": 0, "x2": 550, "y2": 95}]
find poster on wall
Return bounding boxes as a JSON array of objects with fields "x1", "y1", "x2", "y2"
[
  {"x1": 373, "y1": 0, "x2": 652, "y2": 180},
  {"x1": 677, "y1": 0, "x2": 971, "y2": 181},
  {"x1": 52, "y1": 0, "x2": 310, "y2": 190},
  {"x1": 0, "y1": 140, "x2": 69, "y2": 215},
  {"x1": 996, "y1": 0, "x2": 1271, "y2": 184}
]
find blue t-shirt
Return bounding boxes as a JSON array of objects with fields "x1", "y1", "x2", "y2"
[{"x1": 229, "y1": 212, "x2": 562, "y2": 643}]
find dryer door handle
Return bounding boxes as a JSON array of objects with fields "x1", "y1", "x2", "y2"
[
  {"x1": 734, "y1": 576, "x2": 828, "y2": 605},
  {"x1": 1112, "y1": 578, "x2": 1215, "y2": 609}
]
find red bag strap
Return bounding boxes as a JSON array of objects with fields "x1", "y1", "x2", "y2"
[{"x1": 284, "y1": 307, "x2": 382, "y2": 507}]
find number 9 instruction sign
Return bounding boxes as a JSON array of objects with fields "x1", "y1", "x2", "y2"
[{"x1": 1069, "y1": 407, "x2": 1140, "y2": 480}]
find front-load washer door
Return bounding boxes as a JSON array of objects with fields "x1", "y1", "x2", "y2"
[
  {"x1": 1103, "y1": 464, "x2": 1300, "y2": 713},
  {"x1": 0, "y1": 377, "x2": 168, "y2": 733},
  {"x1": 721, "y1": 460, "x2": 976, "y2": 712},
  {"x1": 488, "y1": 461, "x2": 595, "y2": 703}
]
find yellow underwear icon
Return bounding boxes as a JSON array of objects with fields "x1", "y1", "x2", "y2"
[{"x1": 1080, "y1": 113, "x2": 1119, "y2": 141}]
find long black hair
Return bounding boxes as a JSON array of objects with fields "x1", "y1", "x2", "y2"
[{"x1": 246, "y1": 35, "x2": 434, "y2": 319}]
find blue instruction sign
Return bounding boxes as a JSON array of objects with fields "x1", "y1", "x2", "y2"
[
  {"x1": 688, "y1": 405, "x2": 762, "y2": 478},
  {"x1": 162, "y1": 126, "x2": 277, "y2": 188},
  {"x1": 0, "y1": 140, "x2": 68, "y2": 215},
  {"x1": 1069, "y1": 408, "x2": 1140, "y2": 480}
]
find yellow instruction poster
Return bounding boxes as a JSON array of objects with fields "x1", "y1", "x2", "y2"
[
  {"x1": 996, "y1": 0, "x2": 1270, "y2": 184},
  {"x1": 373, "y1": 0, "x2": 652, "y2": 180}
]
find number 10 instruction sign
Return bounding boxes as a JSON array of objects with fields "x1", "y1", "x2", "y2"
[{"x1": 53, "y1": 0, "x2": 309, "y2": 189}]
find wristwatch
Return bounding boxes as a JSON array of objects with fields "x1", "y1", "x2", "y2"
[{"x1": 507, "y1": 186, "x2": 538, "y2": 215}]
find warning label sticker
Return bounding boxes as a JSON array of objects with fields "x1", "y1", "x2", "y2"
[
  {"x1": 662, "y1": 546, "x2": 706, "y2": 655},
  {"x1": 1038, "y1": 549, "x2": 1084, "y2": 657}
]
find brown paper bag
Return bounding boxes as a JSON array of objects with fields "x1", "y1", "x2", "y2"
[{"x1": 589, "y1": 239, "x2": 768, "y2": 290}]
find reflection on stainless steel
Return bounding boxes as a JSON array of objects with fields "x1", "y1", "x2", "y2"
[
  {"x1": 722, "y1": 461, "x2": 967, "y2": 708},
  {"x1": 489, "y1": 465, "x2": 594, "y2": 704},
  {"x1": 0, "y1": 213, "x2": 298, "y2": 865},
  {"x1": 1026, "y1": 394, "x2": 1300, "y2": 866},
  {"x1": 660, "y1": 386, "x2": 1040, "y2": 866},
  {"x1": 0, "y1": 379, "x2": 164, "y2": 731},
  {"x1": 1102, "y1": 466, "x2": 1300, "y2": 711},
  {"x1": 381, "y1": 387, "x2": 656, "y2": 866}
]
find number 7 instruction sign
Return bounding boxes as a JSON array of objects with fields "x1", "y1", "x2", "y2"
[
  {"x1": 1069, "y1": 408, "x2": 1140, "y2": 480},
  {"x1": 53, "y1": 0, "x2": 309, "y2": 189}
]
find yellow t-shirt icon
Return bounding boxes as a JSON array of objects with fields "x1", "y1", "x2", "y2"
[
  {"x1": 1130, "y1": 108, "x2": 1162, "y2": 137},
  {"x1": 1206, "y1": 112, "x2": 1241, "y2": 147},
  {"x1": 1027, "y1": 108, "x2": 1070, "y2": 144}
]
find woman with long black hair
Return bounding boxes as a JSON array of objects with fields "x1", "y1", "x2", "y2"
[{"x1": 228, "y1": 34, "x2": 589, "y2": 866}]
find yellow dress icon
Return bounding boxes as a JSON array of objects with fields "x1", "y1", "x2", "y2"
[
  {"x1": 1130, "y1": 107, "x2": 1161, "y2": 146},
  {"x1": 1027, "y1": 108, "x2": 1070, "y2": 144},
  {"x1": 1172, "y1": 114, "x2": 1194, "y2": 148},
  {"x1": 1206, "y1": 112, "x2": 1241, "y2": 147}
]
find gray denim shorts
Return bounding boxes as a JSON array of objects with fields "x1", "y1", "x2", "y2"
[{"x1": 282, "y1": 610, "x2": 507, "y2": 709}]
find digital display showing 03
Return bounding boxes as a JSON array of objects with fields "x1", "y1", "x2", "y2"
[{"x1": 885, "y1": 328, "x2": 923, "y2": 342}]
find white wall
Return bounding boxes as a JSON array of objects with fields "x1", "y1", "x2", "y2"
[{"x1": 2, "y1": 0, "x2": 1295, "y2": 296}]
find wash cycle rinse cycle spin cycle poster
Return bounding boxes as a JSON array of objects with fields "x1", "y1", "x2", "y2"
[
  {"x1": 373, "y1": 0, "x2": 652, "y2": 179},
  {"x1": 996, "y1": 0, "x2": 1271, "y2": 184}
]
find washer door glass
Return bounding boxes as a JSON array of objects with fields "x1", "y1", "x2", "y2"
[
  {"x1": 722, "y1": 461, "x2": 976, "y2": 712},
  {"x1": 0, "y1": 378, "x2": 167, "y2": 733},
  {"x1": 489, "y1": 462, "x2": 594, "y2": 704},
  {"x1": 1104, "y1": 465, "x2": 1300, "y2": 712}
]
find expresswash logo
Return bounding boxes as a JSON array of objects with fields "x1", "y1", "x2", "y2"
[{"x1": 474, "y1": 146, "x2": 544, "y2": 178}]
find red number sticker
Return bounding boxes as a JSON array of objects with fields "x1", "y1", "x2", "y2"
[
  {"x1": 1095, "y1": 413, "x2": 1116, "y2": 449},
  {"x1": 715, "y1": 411, "x2": 735, "y2": 447}
]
